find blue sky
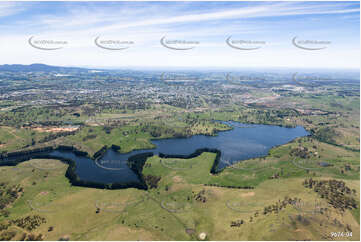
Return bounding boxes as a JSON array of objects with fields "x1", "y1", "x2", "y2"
[{"x1": 0, "y1": 1, "x2": 359, "y2": 69}]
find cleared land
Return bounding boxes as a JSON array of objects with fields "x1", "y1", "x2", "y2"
[
  {"x1": 0, "y1": 140, "x2": 359, "y2": 240},
  {"x1": 0, "y1": 70, "x2": 359, "y2": 240}
]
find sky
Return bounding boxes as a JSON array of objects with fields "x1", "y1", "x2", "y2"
[{"x1": 0, "y1": 1, "x2": 359, "y2": 69}]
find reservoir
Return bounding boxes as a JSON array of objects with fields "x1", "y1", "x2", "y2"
[{"x1": 1, "y1": 121, "x2": 309, "y2": 185}]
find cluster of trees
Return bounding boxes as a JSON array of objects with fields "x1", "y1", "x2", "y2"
[
  {"x1": 144, "y1": 175, "x2": 161, "y2": 189},
  {"x1": 0, "y1": 221, "x2": 44, "y2": 240},
  {"x1": 82, "y1": 134, "x2": 97, "y2": 141},
  {"x1": 138, "y1": 118, "x2": 225, "y2": 139},
  {"x1": 193, "y1": 189, "x2": 207, "y2": 203},
  {"x1": 38, "y1": 130, "x2": 77, "y2": 144},
  {"x1": 111, "y1": 144, "x2": 120, "y2": 151},
  {"x1": 10, "y1": 215, "x2": 46, "y2": 231},
  {"x1": 303, "y1": 178, "x2": 357, "y2": 211},
  {"x1": 0, "y1": 230, "x2": 17, "y2": 240},
  {"x1": 0, "y1": 221, "x2": 10, "y2": 231},
  {"x1": 0, "y1": 107, "x2": 47, "y2": 126},
  {"x1": 312, "y1": 127, "x2": 338, "y2": 144},
  {"x1": 0, "y1": 183, "x2": 23, "y2": 214},
  {"x1": 102, "y1": 126, "x2": 112, "y2": 134},
  {"x1": 263, "y1": 196, "x2": 301, "y2": 215},
  {"x1": 230, "y1": 219, "x2": 245, "y2": 227},
  {"x1": 139, "y1": 123, "x2": 185, "y2": 138},
  {"x1": 236, "y1": 107, "x2": 299, "y2": 126},
  {"x1": 290, "y1": 146, "x2": 312, "y2": 159},
  {"x1": 0, "y1": 105, "x2": 82, "y2": 128},
  {"x1": 21, "y1": 232, "x2": 44, "y2": 241},
  {"x1": 269, "y1": 172, "x2": 281, "y2": 179}
]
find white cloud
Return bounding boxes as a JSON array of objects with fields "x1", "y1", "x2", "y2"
[{"x1": 0, "y1": 2, "x2": 24, "y2": 18}]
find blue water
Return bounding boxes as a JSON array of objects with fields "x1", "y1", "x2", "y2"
[{"x1": 1, "y1": 121, "x2": 309, "y2": 185}]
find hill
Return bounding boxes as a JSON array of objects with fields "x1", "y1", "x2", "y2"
[{"x1": 0, "y1": 64, "x2": 92, "y2": 72}]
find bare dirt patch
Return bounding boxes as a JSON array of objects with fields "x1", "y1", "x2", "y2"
[
  {"x1": 173, "y1": 176, "x2": 184, "y2": 183},
  {"x1": 240, "y1": 192, "x2": 255, "y2": 197},
  {"x1": 32, "y1": 126, "x2": 79, "y2": 133}
]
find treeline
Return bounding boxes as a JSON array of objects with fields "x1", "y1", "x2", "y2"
[
  {"x1": 159, "y1": 148, "x2": 222, "y2": 174},
  {"x1": 263, "y1": 196, "x2": 300, "y2": 215},
  {"x1": 204, "y1": 184, "x2": 254, "y2": 189},
  {"x1": 111, "y1": 144, "x2": 121, "y2": 151},
  {"x1": 0, "y1": 146, "x2": 53, "y2": 160},
  {"x1": 311, "y1": 127, "x2": 338, "y2": 144},
  {"x1": 127, "y1": 152, "x2": 154, "y2": 190},
  {"x1": 37, "y1": 131, "x2": 77, "y2": 144},
  {"x1": 57, "y1": 145, "x2": 87, "y2": 155},
  {"x1": 93, "y1": 145, "x2": 108, "y2": 160},
  {"x1": 140, "y1": 123, "x2": 187, "y2": 138}
]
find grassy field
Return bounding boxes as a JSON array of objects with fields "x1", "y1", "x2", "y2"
[
  {"x1": 0, "y1": 126, "x2": 50, "y2": 152},
  {"x1": 0, "y1": 140, "x2": 359, "y2": 241}
]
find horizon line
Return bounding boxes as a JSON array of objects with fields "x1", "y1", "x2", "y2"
[{"x1": 0, "y1": 63, "x2": 359, "y2": 72}]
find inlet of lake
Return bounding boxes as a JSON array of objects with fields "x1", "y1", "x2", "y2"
[{"x1": 1, "y1": 121, "x2": 309, "y2": 185}]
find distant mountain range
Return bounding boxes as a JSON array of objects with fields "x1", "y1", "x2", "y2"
[{"x1": 0, "y1": 64, "x2": 93, "y2": 72}]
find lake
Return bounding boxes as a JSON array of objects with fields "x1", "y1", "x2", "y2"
[{"x1": 1, "y1": 121, "x2": 309, "y2": 185}]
